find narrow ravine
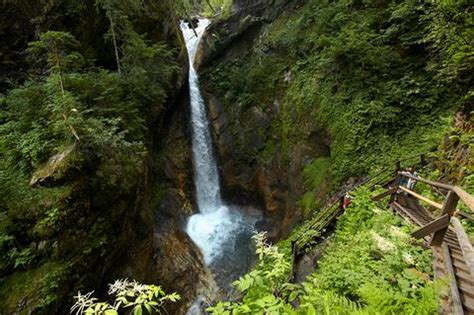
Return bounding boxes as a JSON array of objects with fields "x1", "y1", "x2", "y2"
[{"x1": 180, "y1": 19, "x2": 259, "y2": 296}]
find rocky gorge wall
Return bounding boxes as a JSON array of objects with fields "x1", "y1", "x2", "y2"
[
  {"x1": 107, "y1": 89, "x2": 216, "y2": 314},
  {"x1": 194, "y1": 0, "x2": 331, "y2": 240}
]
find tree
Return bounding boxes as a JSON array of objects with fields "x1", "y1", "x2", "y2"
[
  {"x1": 95, "y1": 0, "x2": 145, "y2": 74},
  {"x1": 28, "y1": 31, "x2": 84, "y2": 141}
]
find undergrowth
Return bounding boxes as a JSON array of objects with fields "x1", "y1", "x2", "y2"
[{"x1": 209, "y1": 186, "x2": 441, "y2": 314}]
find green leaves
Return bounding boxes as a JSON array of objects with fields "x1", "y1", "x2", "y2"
[
  {"x1": 208, "y1": 188, "x2": 438, "y2": 314},
  {"x1": 28, "y1": 31, "x2": 84, "y2": 74},
  {"x1": 71, "y1": 280, "x2": 180, "y2": 315}
]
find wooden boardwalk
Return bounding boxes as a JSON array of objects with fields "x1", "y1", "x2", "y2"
[
  {"x1": 290, "y1": 157, "x2": 474, "y2": 314},
  {"x1": 375, "y1": 172, "x2": 474, "y2": 314}
]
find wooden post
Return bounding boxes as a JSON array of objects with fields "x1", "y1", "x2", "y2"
[
  {"x1": 395, "y1": 161, "x2": 401, "y2": 177},
  {"x1": 411, "y1": 214, "x2": 450, "y2": 239},
  {"x1": 389, "y1": 161, "x2": 402, "y2": 205},
  {"x1": 431, "y1": 191, "x2": 459, "y2": 246}
]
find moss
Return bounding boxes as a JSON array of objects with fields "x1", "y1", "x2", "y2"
[
  {"x1": 304, "y1": 157, "x2": 331, "y2": 191},
  {"x1": 201, "y1": 0, "x2": 461, "y2": 204},
  {"x1": 0, "y1": 262, "x2": 67, "y2": 313},
  {"x1": 299, "y1": 157, "x2": 332, "y2": 216}
]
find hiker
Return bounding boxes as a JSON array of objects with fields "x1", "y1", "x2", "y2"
[
  {"x1": 399, "y1": 168, "x2": 413, "y2": 188},
  {"x1": 407, "y1": 168, "x2": 418, "y2": 190},
  {"x1": 342, "y1": 192, "x2": 352, "y2": 210}
]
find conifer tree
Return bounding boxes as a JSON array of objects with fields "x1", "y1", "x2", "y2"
[{"x1": 28, "y1": 31, "x2": 84, "y2": 141}]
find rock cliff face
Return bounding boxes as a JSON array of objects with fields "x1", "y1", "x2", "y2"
[
  {"x1": 107, "y1": 91, "x2": 214, "y2": 314},
  {"x1": 194, "y1": 0, "x2": 301, "y2": 70},
  {"x1": 195, "y1": 0, "x2": 330, "y2": 240},
  {"x1": 205, "y1": 91, "x2": 330, "y2": 240}
]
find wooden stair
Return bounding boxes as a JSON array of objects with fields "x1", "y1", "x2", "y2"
[
  {"x1": 377, "y1": 168, "x2": 474, "y2": 315},
  {"x1": 289, "y1": 156, "x2": 473, "y2": 314},
  {"x1": 392, "y1": 195, "x2": 474, "y2": 314}
]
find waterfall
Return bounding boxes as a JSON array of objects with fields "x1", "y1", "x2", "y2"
[
  {"x1": 181, "y1": 19, "x2": 247, "y2": 265},
  {"x1": 180, "y1": 19, "x2": 221, "y2": 211}
]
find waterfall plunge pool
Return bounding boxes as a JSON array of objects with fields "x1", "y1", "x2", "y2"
[{"x1": 180, "y1": 19, "x2": 262, "y2": 299}]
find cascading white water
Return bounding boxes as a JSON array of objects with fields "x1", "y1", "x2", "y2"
[
  {"x1": 181, "y1": 19, "x2": 220, "y2": 212},
  {"x1": 181, "y1": 19, "x2": 247, "y2": 265}
]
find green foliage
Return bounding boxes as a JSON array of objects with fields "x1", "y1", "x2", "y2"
[
  {"x1": 28, "y1": 31, "x2": 85, "y2": 75},
  {"x1": 304, "y1": 158, "x2": 331, "y2": 191},
  {"x1": 181, "y1": 0, "x2": 233, "y2": 17},
  {"x1": 203, "y1": 0, "x2": 233, "y2": 17},
  {"x1": 0, "y1": 1, "x2": 182, "y2": 310},
  {"x1": 209, "y1": 187, "x2": 440, "y2": 314},
  {"x1": 301, "y1": 157, "x2": 331, "y2": 215},
  {"x1": 202, "y1": 0, "x2": 470, "y2": 190},
  {"x1": 71, "y1": 280, "x2": 180, "y2": 315},
  {"x1": 0, "y1": 262, "x2": 67, "y2": 312},
  {"x1": 207, "y1": 232, "x2": 295, "y2": 314}
]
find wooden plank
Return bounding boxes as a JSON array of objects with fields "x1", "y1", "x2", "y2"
[
  {"x1": 397, "y1": 171, "x2": 474, "y2": 213},
  {"x1": 442, "y1": 243, "x2": 465, "y2": 315},
  {"x1": 399, "y1": 186, "x2": 443, "y2": 209},
  {"x1": 453, "y1": 187, "x2": 474, "y2": 213},
  {"x1": 411, "y1": 214, "x2": 450, "y2": 239},
  {"x1": 451, "y1": 216, "x2": 474, "y2": 278},
  {"x1": 431, "y1": 191, "x2": 460, "y2": 246},
  {"x1": 458, "y1": 211, "x2": 474, "y2": 221},
  {"x1": 392, "y1": 202, "x2": 426, "y2": 227},
  {"x1": 372, "y1": 187, "x2": 398, "y2": 201}
]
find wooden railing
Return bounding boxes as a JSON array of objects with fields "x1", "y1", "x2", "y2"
[
  {"x1": 289, "y1": 154, "x2": 429, "y2": 281},
  {"x1": 393, "y1": 173, "x2": 474, "y2": 274},
  {"x1": 382, "y1": 172, "x2": 474, "y2": 314},
  {"x1": 288, "y1": 155, "x2": 473, "y2": 311}
]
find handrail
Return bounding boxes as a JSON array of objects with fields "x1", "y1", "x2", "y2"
[
  {"x1": 398, "y1": 186, "x2": 443, "y2": 209},
  {"x1": 293, "y1": 200, "x2": 340, "y2": 246},
  {"x1": 294, "y1": 154, "x2": 429, "y2": 250},
  {"x1": 451, "y1": 216, "x2": 474, "y2": 277},
  {"x1": 398, "y1": 173, "x2": 474, "y2": 213},
  {"x1": 441, "y1": 244, "x2": 464, "y2": 315},
  {"x1": 453, "y1": 187, "x2": 474, "y2": 213}
]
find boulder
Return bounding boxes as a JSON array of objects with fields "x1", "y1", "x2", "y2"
[{"x1": 29, "y1": 144, "x2": 75, "y2": 186}]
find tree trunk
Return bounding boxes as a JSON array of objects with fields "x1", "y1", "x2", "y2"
[
  {"x1": 55, "y1": 49, "x2": 80, "y2": 142},
  {"x1": 110, "y1": 18, "x2": 122, "y2": 74}
]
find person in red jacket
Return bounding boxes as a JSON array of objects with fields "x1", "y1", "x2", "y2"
[{"x1": 342, "y1": 192, "x2": 352, "y2": 210}]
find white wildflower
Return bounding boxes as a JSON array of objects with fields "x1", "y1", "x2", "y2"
[
  {"x1": 70, "y1": 291, "x2": 96, "y2": 315},
  {"x1": 403, "y1": 252, "x2": 414, "y2": 265},
  {"x1": 390, "y1": 226, "x2": 409, "y2": 240},
  {"x1": 108, "y1": 279, "x2": 128, "y2": 295},
  {"x1": 372, "y1": 207, "x2": 382, "y2": 214},
  {"x1": 371, "y1": 231, "x2": 396, "y2": 252}
]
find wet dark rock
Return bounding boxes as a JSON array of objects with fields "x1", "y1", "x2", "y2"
[
  {"x1": 194, "y1": 0, "x2": 302, "y2": 69},
  {"x1": 197, "y1": 0, "x2": 329, "y2": 241}
]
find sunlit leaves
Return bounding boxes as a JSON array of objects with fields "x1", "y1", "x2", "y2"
[{"x1": 72, "y1": 280, "x2": 180, "y2": 315}]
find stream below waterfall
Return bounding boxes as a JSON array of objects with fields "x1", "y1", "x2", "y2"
[{"x1": 180, "y1": 19, "x2": 260, "y2": 302}]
